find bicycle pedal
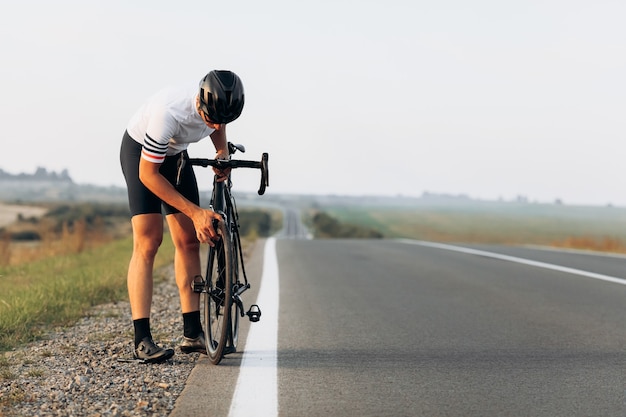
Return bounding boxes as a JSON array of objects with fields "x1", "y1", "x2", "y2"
[
  {"x1": 246, "y1": 304, "x2": 261, "y2": 322},
  {"x1": 192, "y1": 275, "x2": 206, "y2": 293}
]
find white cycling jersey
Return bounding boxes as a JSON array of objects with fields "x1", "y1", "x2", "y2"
[{"x1": 126, "y1": 83, "x2": 215, "y2": 164}]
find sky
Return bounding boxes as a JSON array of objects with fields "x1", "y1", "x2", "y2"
[{"x1": 0, "y1": 0, "x2": 624, "y2": 206}]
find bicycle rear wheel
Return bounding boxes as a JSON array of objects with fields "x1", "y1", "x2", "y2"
[{"x1": 203, "y1": 220, "x2": 233, "y2": 365}]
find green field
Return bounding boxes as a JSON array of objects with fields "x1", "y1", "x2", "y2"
[
  {"x1": 315, "y1": 200, "x2": 626, "y2": 251},
  {"x1": 0, "y1": 236, "x2": 175, "y2": 351}
]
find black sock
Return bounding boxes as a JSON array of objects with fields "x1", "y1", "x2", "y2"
[
  {"x1": 133, "y1": 318, "x2": 152, "y2": 348},
  {"x1": 183, "y1": 311, "x2": 202, "y2": 339}
]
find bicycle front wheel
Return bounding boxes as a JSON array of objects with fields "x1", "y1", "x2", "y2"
[
  {"x1": 203, "y1": 220, "x2": 233, "y2": 365},
  {"x1": 228, "y1": 234, "x2": 242, "y2": 351}
]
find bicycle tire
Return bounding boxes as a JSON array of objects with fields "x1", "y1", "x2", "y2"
[
  {"x1": 203, "y1": 220, "x2": 233, "y2": 365},
  {"x1": 228, "y1": 233, "x2": 242, "y2": 351}
]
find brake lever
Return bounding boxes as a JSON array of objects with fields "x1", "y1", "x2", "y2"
[{"x1": 257, "y1": 153, "x2": 269, "y2": 195}]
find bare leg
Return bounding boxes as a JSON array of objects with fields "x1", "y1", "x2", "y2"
[
  {"x1": 128, "y1": 214, "x2": 163, "y2": 320},
  {"x1": 166, "y1": 213, "x2": 201, "y2": 313}
]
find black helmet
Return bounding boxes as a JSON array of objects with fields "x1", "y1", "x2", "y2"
[{"x1": 198, "y1": 70, "x2": 245, "y2": 124}]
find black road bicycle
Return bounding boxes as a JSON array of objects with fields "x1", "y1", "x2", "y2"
[{"x1": 177, "y1": 143, "x2": 269, "y2": 365}]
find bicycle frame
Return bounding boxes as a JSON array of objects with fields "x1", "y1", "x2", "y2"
[
  {"x1": 211, "y1": 178, "x2": 252, "y2": 308},
  {"x1": 179, "y1": 144, "x2": 268, "y2": 364}
]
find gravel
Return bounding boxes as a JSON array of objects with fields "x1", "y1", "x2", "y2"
[{"x1": 0, "y1": 265, "x2": 201, "y2": 417}]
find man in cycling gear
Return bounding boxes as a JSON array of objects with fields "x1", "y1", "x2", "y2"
[{"x1": 119, "y1": 70, "x2": 245, "y2": 363}]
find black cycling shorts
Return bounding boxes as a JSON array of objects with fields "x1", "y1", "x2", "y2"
[{"x1": 120, "y1": 131, "x2": 199, "y2": 216}]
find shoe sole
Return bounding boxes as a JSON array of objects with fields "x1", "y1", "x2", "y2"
[
  {"x1": 136, "y1": 349, "x2": 175, "y2": 364},
  {"x1": 180, "y1": 346, "x2": 207, "y2": 355}
]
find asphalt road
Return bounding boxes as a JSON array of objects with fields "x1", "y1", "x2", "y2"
[{"x1": 173, "y1": 238, "x2": 626, "y2": 417}]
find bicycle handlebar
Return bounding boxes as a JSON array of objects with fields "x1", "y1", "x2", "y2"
[{"x1": 183, "y1": 153, "x2": 270, "y2": 195}]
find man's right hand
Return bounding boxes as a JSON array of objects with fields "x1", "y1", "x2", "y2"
[{"x1": 192, "y1": 208, "x2": 222, "y2": 246}]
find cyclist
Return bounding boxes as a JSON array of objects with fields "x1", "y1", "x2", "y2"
[{"x1": 119, "y1": 70, "x2": 245, "y2": 363}]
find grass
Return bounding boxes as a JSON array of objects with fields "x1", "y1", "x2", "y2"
[
  {"x1": 0, "y1": 234, "x2": 174, "y2": 351},
  {"x1": 0, "y1": 204, "x2": 278, "y2": 353},
  {"x1": 319, "y1": 201, "x2": 626, "y2": 253}
]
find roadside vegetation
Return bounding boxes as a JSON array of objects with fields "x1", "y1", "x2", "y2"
[
  {"x1": 0, "y1": 202, "x2": 280, "y2": 351},
  {"x1": 238, "y1": 208, "x2": 283, "y2": 238},
  {"x1": 0, "y1": 203, "x2": 131, "y2": 266},
  {"x1": 309, "y1": 211, "x2": 383, "y2": 238},
  {"x1": 315, "y1": 202, "x2": 626, "y2": 253},
  {"x1": 0, "y1": 235, "x2": 172, "y2": 350}
]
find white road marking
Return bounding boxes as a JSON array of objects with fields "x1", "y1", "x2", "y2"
[
  {"x1": 399, "y1": 239, "x2": 626, "y2": 286},
  {"x1": 229, "y1": 238, "x2": 279, "y2": 417}
]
